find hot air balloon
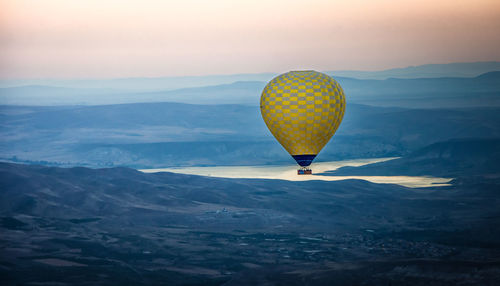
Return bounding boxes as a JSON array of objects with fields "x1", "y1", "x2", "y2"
[{"x1": 260, "y1": 71, "x2": 345, "y2": 175}]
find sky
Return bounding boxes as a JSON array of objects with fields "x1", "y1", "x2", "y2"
[{"x1": 1, "y1": 0, "x2": 499, "y2": 79}]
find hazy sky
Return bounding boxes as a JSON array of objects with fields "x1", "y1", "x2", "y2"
[{"x1": 1, "y1": 0, "x2": 499, "y2": 78}]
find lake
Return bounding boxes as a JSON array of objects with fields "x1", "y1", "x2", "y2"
[{"x1": 140, "y1": 157, "x2": 453, "y2": 188}]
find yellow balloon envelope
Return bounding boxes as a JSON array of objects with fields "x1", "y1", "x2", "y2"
[{"x1": 260, "y1": 70, "x2": 345, "y2": 167}]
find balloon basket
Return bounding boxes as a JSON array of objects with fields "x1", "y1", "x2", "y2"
[{"x1": 297, "y1": 167, "x2": 312, "y2": 175}]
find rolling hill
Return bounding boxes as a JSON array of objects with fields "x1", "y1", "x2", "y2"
[
  {"x1": 1, "y1": 162, "x2": 499, "y2": 285},
  {"x1": 323, "y1": 138, "x2": 500, "y2": 177}
]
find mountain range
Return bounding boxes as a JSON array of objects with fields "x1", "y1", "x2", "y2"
[
  {"x1": 328, "y1": 61, "x2": 500, "y2": 79},
  {"x1": 1, "y1": 62, "x2": 499, "y2": 108},
  {"x1": 2, "y1": 61, "x2": 499, "y2": 90}
]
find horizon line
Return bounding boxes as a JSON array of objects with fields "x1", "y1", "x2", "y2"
[{"x1": 1, "y1": 60, "x2": 499, "y2": 81}]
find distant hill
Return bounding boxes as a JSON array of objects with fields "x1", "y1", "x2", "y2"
[
  {"x1": 2, "y1": 71, "x2": 499, "y2": 108},
  {"x1": 328, "y1": 61, "x2": 500, "y2": 79},
  {"x1": 0, "y1": 73, "x2": 277, "y2": 91},
  {"x1": 1, "y1": 62, "x2": 498, "y2": 91},
  {"x1": 134, "y1": 81, "x2": 266, "y2": 105},
  {"x1": 325, "y1": 138, "x2": 500, "y2": 177},
  {"x1": 0, "y1": 81, "x2": 266, "y2": 106},
  {"x1": 334, "y1": 71, "x2": 500, "y2": 108},
  {"x1": 335, "y1": 71, "x2": 500, "y2": 96},
  {"x1": 0, "y1": 85, "x2": 124, "y2": 106}
]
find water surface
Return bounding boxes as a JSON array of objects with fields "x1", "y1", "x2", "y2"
[{"x1": 140, "y1": 158, "x2": 453, "y2": 188}]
